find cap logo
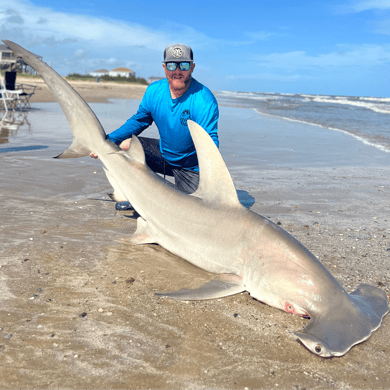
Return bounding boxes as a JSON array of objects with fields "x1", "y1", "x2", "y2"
[{"x1": 171, "y1": 46, "x2": 183, "y2": 58}]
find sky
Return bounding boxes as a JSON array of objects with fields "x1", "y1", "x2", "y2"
[{"x1": 1, "y1": 0, "x2": 389, "y2": 97}]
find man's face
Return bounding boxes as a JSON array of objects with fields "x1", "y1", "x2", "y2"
[{"x1": 163, "y1": 62, "x2": 195, "y2": 94}]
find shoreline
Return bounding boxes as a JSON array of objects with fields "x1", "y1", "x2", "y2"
[{"x1": 250, "y1": 107, "x2": 390, "y2": 155}]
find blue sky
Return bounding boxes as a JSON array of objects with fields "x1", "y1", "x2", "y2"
[{"x1": 1, "y1": 0, "x2": 389, "y2": 97}]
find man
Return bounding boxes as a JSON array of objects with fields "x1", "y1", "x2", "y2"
[{"x1": 91, "y1": 43, "x2": 219, "y2": 210}]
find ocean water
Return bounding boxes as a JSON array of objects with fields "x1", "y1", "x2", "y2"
[
  {"x1": 1, "y1": 91, "x2": 389, "y2": 172},
  {"x1": 214, "y1": 91, "x2": 390, "y2": 154}
]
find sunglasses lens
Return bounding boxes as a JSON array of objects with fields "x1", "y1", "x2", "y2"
[
  {"x1": 166, "y1": 62, "x2": 177, "y2": 71},
  {"x1": 179, "y1": 62, "x2": 191, "y2": 71},
  {"x1": 166, "y1": 62, "x2": 191, "y2": 71}
]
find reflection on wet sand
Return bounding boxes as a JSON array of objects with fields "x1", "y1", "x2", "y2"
[
  {"x1": 0, "y1": 110, "x2": 30, "y2": 143},
  {"x1": 0, "y1": 110, "x2": 48, "y2": 153}
]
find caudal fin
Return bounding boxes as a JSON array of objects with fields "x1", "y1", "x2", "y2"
[
  {"x1": 3, "y1": 40, "x2": 106, "y2": 158},
  {"x1": 294, "y1": 284, "x2": 389, "y2": 357}
]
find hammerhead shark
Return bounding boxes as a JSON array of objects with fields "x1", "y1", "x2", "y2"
[{"x1": 5, "y1": 39, "x2": 388, "y2": 358}]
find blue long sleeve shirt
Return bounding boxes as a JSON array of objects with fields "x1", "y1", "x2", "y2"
[{"x1": 107, "y1": 78, "x2": 219, "y2": 171}]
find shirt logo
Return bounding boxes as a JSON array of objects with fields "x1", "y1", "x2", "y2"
[
  {"x1": 171, "y1": 46, "x2": 183, "y2": 58},
  {"x1": 180, "y1": 109, "x2": 191, "y2": 126}
]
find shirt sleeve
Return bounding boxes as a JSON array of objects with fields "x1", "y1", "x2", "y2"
[
  {"x1": 107, "y1": 92, "x2": 154, "y2": 145},
  {"x1": 194, "y1": 100, "x2": 219, "y2": 148}
]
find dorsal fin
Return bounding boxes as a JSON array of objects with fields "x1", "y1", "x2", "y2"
[
  {"x1": 188, "y1": 120, "x2": 240, "y2": 207},
  {"x1": 128, "y1": 135, "x2": 146, "y2": 164}
]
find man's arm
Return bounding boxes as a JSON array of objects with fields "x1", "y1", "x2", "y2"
[
  {"x1": 90, "y1": 92, "x2": 153, "y2": 158},
  {"x1": 194, "y1": 101, "x2": 219, "y2": 148},
  {"x1": 107, "y1": 102, "x2": 154, "y2": 145}
]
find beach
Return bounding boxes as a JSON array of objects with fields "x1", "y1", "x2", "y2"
[
  {"x1": 19, "y1": 76, "x2": 148, "y2": 103},
  {"x1": 1, "y1": 83, "x2": 390, "y2": 389}
]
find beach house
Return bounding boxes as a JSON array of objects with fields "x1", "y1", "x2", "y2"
[
  {"x1": 0, "y1": 44, "x2": 42, "y2": 75},
  {"x1": 109, "y1": 67, "x2": 135, "y2": 78},
  {"x1": 90, "y1": 69, "x2": 109, "y2": 78}
]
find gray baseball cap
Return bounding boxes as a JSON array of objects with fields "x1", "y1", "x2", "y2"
[{"x1": 163, "y1": 43, "x2": 194, "y2": 63}]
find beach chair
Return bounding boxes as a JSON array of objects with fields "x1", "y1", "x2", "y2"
[
  {"x1": 15, "y1": 83, "x2": 36, "y2": 109},
  {"x1": 0, "y1": 74, "x2": 23, "y2": 112},
  {"x1": 5, "y1": 71, "x2": 36, "y2": 110}
]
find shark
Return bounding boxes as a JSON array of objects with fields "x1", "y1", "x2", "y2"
[{"x1": 5, "y1": 39, "x2": 388, "y2": 358}]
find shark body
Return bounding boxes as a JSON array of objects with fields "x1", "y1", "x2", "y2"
[{"x1": 5, "y1": 39, "x2": 388, "y2": 358}]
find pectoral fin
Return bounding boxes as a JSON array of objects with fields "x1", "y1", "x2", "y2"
[
  {"x1": 156, "y1": 275, "x2": 245, "y2": 300},
  {"x1": 129, "y1": 217, "x2": 157, "y2": 245},
  {"x1": 103, "y1": 167, "x2": 128, "y2": 202}
]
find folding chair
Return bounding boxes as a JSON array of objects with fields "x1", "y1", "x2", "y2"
[
  {"x1": 0, "y1": 74, "x2": 23, "y2": 116},
  {"x1": 5, "y1": 71, "x2": 36, "y2": 110},
  {"x1": 15, "y1": 83, "x2": 36, "y2": 110},
  {"x1": 4, "y1": 70, "x2": 37, "y2": 110}
]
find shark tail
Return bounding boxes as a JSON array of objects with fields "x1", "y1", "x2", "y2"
[
  {"x1": 293, "y1": 283, "x2": 389, "y2": 357},
  {"x1": 54, "y1": 140, "x2": 93, "y2": 159},
  {"x1": 3, "y1": 40, "x2": 107, "y2": 158}
]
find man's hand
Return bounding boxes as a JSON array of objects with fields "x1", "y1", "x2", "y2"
[
  {"x1": 119, "y1": 138, "x2": 132, "y2": 151},
  {"x1": 89, "y1": 138, "x2": 132, "y2": 159}
]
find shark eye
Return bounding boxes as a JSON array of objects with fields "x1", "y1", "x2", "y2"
[{"x1": 314, "y1": 344, "x2": 322, "y2": 354}]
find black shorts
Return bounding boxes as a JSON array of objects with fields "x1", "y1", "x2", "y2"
[{"x1": 138, "y1": 137, "x2": 199, "y2": 195}]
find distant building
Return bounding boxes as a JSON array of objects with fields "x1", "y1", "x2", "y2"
[
  {"x1": 0, "y1": 44, "x2": 42, "y2": 75},
  {"x1": 147, "y1": 76, "x2": 164, "y2": 85},
  {"x1": 109, "y1": 67, "x2": 135, "y2": 78},
  {"x1": 0, "y1": 44, "x2": 15, "y2": 64},
  {"x1": 90, "y1": 68, "x2": 109, "y2": 77}
]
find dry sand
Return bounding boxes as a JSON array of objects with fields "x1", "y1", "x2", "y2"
[
  {"x1": 18, "y1": 76, "x2": 147, "y2": 103},
  {"x1": 0, "y1": 84, "x2": 390, "y2": 389}
]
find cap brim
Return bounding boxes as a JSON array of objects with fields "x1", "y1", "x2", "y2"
[{"x1": 163, "y1": 60, "x2": 194, "y2": 63}]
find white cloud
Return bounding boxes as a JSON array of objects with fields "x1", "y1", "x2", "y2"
[
  {"x1": 221, "y1": 30, "x2": 284, "y2": 47},
  {"x1": 225, "y1": 44, "x2": 390, "y2": 90},
  {"x1": 0, "y1": 0, "x2": 167, "y2": 50},
  {"x1": 251, "y1": 44, "x2": 390, "y2": 70},
  {"x1": 0, "y1": 0, "x2": 216, "y2": 76},
  {"x1": 74, "y1": 49, "x2": 86, "y2": 58},
  {"x1": 226, "y1": 73, "x2": 304, "y2": 82},
  {"x1": 374, "y1": 17, "x2": 390, "y2": 33},
  {"x1": 338, "y1": 1, "x2": 390, "y2": 35},
  {"x1": 352, "y1": 0, "x2": 390, "y2": 12},
  {"x1": 0, "y1": 0, "x2": 216, "y2": 51}
]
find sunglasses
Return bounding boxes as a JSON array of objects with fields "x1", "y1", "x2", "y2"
[{"x1": 165, "y1": 62, "x2": 192, "y2": 71}]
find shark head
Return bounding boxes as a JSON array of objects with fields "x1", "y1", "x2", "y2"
[{"x1": 294, "y1": 331, "x2": 333, "y2": 358}]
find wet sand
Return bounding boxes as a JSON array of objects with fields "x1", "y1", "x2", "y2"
[{"x1": 0, "y1": 96, "x2": 390, "y2": 389}]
